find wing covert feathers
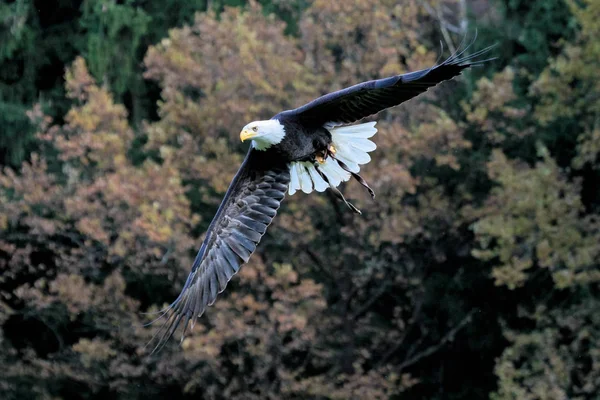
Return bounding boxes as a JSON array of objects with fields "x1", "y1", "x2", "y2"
[
  {"x1": 147, "y1": 150, "x2": 289, "y2": 353},
  {"x1": 279, "y1": 36, "x2": 496, "y2": 126}
]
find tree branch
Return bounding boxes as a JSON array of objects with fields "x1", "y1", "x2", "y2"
[
  {"x1": 377, "y1": 293, "x2": 425, "y2": 367},
  {"x1": 398, "y1": 310, "x2": 475, "y2": 371},
  {"x1": 304, "y1": 247, "x2": 339, "y2": 288},
  {"x1": 351, "y1": 278, "x2": 390, "y2": 321}
]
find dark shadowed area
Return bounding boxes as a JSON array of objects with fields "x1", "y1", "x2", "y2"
[{"x1": 1, "y1": 0, "x2": 598, "y2": 399}]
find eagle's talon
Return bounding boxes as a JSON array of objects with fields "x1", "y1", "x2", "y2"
[
  {"x1": 315, "y1": 144, "x2": 337, "y2": 164},
  {"x1": 315, "y1": 149, "x2": 328, "y2": 164}
]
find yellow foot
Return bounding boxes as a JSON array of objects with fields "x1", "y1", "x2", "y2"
[
  {"x1": 316, "y1": 144, "x2": 337, "y2": 164},
  {"x1": 315, "y1": 148, "x2": 327, "y2": 164}
]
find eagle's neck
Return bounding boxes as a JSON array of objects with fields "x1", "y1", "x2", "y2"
[{"x1": 251, "y1": 120, "x2": 286, "y2": 151}]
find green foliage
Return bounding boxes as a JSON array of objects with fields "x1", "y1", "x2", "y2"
[
  {"x1": 531, "y1": 0, "x2": 600, "y2": 171},
  {"x1": 474, "y1": 0, "x2": 577, "y2": 89},
  {"x1": 0, "y1": 0, "x2": 312, "y2": 167},
  {"x1": 0, "y1": 0, "x2": 69, "y2": 166},
  {"x1": 472, "y1": 146, "x2": 600, "y2": 289},
  {"x1": 468, "y1": 2, "x2": 600, "y2": 398},
  {"x1": 492, "y1": 296, "x2": 600, "y2": 400},
  {"x1": 0, "y1": 0, "x2": 208, "y2": 167},
  {"x1": 79, "y1": 0, "x2": 151, "y2": 99}
]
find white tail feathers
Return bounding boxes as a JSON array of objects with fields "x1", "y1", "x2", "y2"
[
  {"x1": 329, "y1": 121, "x2": 377, "y2": 173},
  {"x1": 288, "y1": 121, "x2": 377, "y2": 196}
]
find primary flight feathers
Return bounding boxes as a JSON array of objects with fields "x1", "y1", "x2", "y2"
[{"x1": 146, "y1": 38, "x2": 495, "y2": 353}]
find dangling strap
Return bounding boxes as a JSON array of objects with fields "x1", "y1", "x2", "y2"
[
  {"x1": 315, "y1": 166, "x2": 362, "y2": 214},
  {"x1": 331, "y1": 156, "x2": 376, "y2": 199}
]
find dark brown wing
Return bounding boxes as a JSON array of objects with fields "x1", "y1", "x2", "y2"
[
  {"x1": 148, "y1": 148, "x2": 289, "y2": 352},
  {"x1": 276, "y1": 43, "x2": 495, "y2": 127}
]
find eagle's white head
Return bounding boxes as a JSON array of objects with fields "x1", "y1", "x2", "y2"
[{"x1": 240, "y1": 120, "x2": 286, "y2": 151}]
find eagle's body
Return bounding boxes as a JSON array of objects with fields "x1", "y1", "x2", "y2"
[
  {"x1": 148, "y1": 40, "x2": 494, "y2": 352},
  {"x1": 272, "y1": 118, "x2": 331, "y2": 162}
]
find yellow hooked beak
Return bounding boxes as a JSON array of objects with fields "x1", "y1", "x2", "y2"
[{"x1": 240, "y1": 129, "x2": 258, "y2": 142}]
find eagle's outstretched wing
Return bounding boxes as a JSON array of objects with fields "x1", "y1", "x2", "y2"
[
  {"x1": 278, "y1": 43, "x2": 495, "y2": 127},
  {"x1": 147, "y1": 149, "x2": 289, "y2": 353}
]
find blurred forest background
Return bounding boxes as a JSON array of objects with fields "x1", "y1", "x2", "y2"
[{"x1": 1, "y1": 0, "x2": 599, "y2": 399}]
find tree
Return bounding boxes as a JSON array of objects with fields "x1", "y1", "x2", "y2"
[
  {"x1": 470, "y1": 1, "x2": 600, "y2": 397},
  {"x1": 0, "y1": 57, "x2": 195, "y2": 398}
]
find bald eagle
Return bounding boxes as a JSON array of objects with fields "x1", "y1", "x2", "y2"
[{"x1": 147, "y1": 41, "x2": 494, "y2": 352}]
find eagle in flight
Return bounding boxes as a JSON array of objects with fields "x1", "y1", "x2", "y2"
[{"x1": 148, "y1": 40, "x2": 494, "y2": 352}]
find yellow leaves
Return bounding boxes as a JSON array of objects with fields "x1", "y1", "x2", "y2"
[
  {"x1": 0, "y1": 58, "x2": 198, "y2": 306},
  {"x1": 302, "y1": 0, "x2": 437, "y2": 91},
  {"x1": 144, "y1": 2, "x2": 316, "y2": 149},
  {"x1": 291, "y1": 364, "x2": 405, "y2": 400},
  {"x1": 463, "y1": 67, "x2": 530, "y2": 144},
  {"x1": 273, "y1": 262, "x2": 298, "y2": 284},
  {"x1": 111, "y1": 239, "x2": 128, "y2": 258},
  {"x1": 530, "y1": 0, "x2": 600, "y2": 169},
  {"x1": 493, "y1": 298, "x2": 600, "y2": 400},
  {"x1": 134, "y1": 203, "x2": 174, "y2": 244},
  {"x1": 573, "y1": 125, "x2": 600, "y2": 169},
  {"x1": 415, "y1": 44, "x2": 428, "y2": 55},
  {"x1": 73, "y1": 338, "x2": 117, "y2": 368},
  {"x1": 65, "y1": 104, "x2": 101, "y2": 132},
  {"x1": 65, "y1": 57, "x2": 96, "y2": 102},
  {"x1": 49, "y1": 274, "x2": 94, "y2": 315},
  {"x1": 56, "y1": 58, "x2": 134, "y2": 173},
  {"x1": 0, "y1": 154, "x2": 65, "y2": 239},
  {"x1": 103, "y1": 270, "x2": 127, "y2": 294},
  {"x1": 76, "y1": 217, "x2": 109, "y2": 245},
  {"x1": 471, "y1": 67, "x2": 517, "y2": 113},
  {"x1": 398, "y1": 107, "x2": 472, "y2": 169},
  {"x1": 536, "y1": 239, "x2": 552, "y2": 268},
  {"x1": 491, "y1": 257, "x2": 533, "y2": 290},
  {"x1": 174, "y1": 256, "x2": 328, "y2": 393},
  {"x1": 472, "y1": 147, "x2": 600, "y2": 289}
]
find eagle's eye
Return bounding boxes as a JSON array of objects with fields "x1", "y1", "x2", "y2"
[{"x1": 252, "y1": 126, "x2": 258, "y2": 132}]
